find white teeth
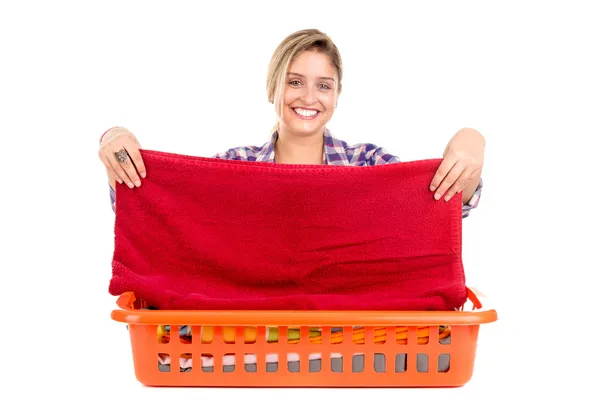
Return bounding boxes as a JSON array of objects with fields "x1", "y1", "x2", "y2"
[{"x1": 294, "y1": 108, "x2": 318, "y2": 117}]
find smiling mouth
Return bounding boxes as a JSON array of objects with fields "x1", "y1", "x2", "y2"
[{"x1": 292, "y1": 107, "x2": 320, "y2": 120}]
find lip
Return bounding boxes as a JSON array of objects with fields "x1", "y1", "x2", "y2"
[{"x1": 291, "y1": 107, "x2": 321, "y2": 120}]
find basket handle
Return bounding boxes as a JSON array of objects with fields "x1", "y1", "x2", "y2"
[{"x1": 116, "y1": 291, "x2": 137, "y2": 310}]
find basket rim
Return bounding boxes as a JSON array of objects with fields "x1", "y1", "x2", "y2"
[{"x1": 110, "y1": 287, "x2": 497, "y2": 326}]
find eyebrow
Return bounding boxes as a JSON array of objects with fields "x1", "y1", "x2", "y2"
[{"x1": 288, "y1": 72, "x2": 335, "y2": 82}]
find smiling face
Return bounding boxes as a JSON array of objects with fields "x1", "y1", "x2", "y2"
[{"x1": 278, "y1": 50, "x2": 339, "y2": 137}]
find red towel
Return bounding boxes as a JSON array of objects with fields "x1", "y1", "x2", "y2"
[{"x1": 108, "y1": 149, "x2": 467, "y2": 311}]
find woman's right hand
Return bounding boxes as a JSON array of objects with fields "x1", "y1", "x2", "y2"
[{"x1": 98, "y1": 127, "x2": 147, "y2": 189}]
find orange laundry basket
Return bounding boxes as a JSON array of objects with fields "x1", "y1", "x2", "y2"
[{"x1": 111, "y1": 287, "x2": 497, "y2": 387}]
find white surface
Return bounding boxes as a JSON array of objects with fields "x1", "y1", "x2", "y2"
[{"x1": 1, "y1": 0, "x2": 598, "y2": 398}]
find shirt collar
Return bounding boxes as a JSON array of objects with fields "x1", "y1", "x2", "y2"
[{"x1": 256, "y1": 128, "x2": 350, "y2": 166}]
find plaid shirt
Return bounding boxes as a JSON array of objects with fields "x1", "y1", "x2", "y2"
[{"x1": 106, "y1": 128, "x2": 482, "y2": 217}]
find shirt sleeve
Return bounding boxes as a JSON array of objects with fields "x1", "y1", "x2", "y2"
[
  {"x1": 213, "y1": 151, "x2": 230, "y2": 159},
  {"x1": 109, "y1": 183, "x2": 116, "y2": 213},
  {"x1": 461, "y1": 178, "x2": 483, "y2": 218},
  {"x1": 99, "y1": 126, "x2": 122, "y2": 145},
  {"x1": 366, "y1": 146, "x2": 402, "y2": 165},
  {"x1": 213, "y1": 148, "x2": 249, "y2": 160}
]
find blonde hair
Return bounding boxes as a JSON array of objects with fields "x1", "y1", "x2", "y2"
[{"x1": 266, "y1": 29, "x2": 343, "y2": 132}]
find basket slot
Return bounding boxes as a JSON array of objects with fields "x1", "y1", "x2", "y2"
[
  {"x1": 264, "y1": 353, "x2": 276, "y2": 372},
  {"x1": 244, "y1": 353, "x2": 257, "y2": 373},
  {"x1": 222, "y1": 353, "x2": 235, "y2": 373},
  {"x1": 311, "y1": 352, "x2": 323, "y2": 373},
  {"x1": 417, "y1": 326, "x2": 431, "y2": 345},
  {"x1": 440, "y1": 325, "x2": 452, "y2": 345},
  {"x1": 200, "y1": 353, "x2": 213, "y2": 372},
  {"x1": 374, "y1": 353, "x2": 386, "y2": 373},
  {"x1": 288, "y1": 353, "x2": 300, "y2": 373},
  {"x1": 157, "y1": 325, "x2": 169, "y2": 344},
  {"x1": 351, "y1": 354, "x2": 364, "y2": 373},
  {"x1": 395, "y1": 353, "x2": 407, "y2": 373},
  {"x1": 328, "y1": 326, "x2": 340, "y2": 344},
  {"x1": 179, "y1": 325, "x2": 192, "y2": 344},
  {"x1": 181, "y1": 353, "x2": 192, "y2": 373},
  {"x1": 158, "y1": 353, "x2": 170, "y2": 372},
  {"x1": 417, "y1": 353, "x2": 429, "y2": 372},
  {"x1": 438, "y1": 353, "x2": 450, "y2": 372},
  {"x1": 329, "y1": 354, "x2": 341, "y2": 373}
]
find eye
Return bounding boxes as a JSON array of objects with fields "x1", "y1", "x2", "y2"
[
  {"x1": 318, "y1": 83, "x2": 331, "y2": 90},
  {"x1": 289, "y1": 80, "x2": 301, "y2": 86}
]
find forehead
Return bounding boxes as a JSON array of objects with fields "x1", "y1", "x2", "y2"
[{"x1": 288, "y1": 50, "x2": 337, "y2": 79}]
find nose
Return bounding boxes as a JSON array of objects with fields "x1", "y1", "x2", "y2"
[{"x1": 300, "y1": 85, "x2": 318, "y2": 104}]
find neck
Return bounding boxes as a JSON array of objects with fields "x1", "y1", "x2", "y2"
[{"x1": 274, "y1": 126, "x2": 325, "y2": 165}]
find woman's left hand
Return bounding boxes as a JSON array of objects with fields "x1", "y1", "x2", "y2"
[{"x1": 429, "y1": 128, "x2": 485, "y2": 204}]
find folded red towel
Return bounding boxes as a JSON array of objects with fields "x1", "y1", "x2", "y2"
[{"x1": 108, "y1": 149, "x2": 467, "y2": 311}]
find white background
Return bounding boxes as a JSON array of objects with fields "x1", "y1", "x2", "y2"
[{"x1": 1, "y1": 0, "x2": 598, "y2": 398}]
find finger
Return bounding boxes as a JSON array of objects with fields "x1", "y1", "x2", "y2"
[
  {"x1": 104, "y1": 150, "x2": 135, "y2": 188},
  {"x1": 430, "y1": 156, "x2": 457, "y2": 192},
  {"x1": 434, "y1": 162, "x2": 466, "y2": 200},
  {"x1": 442, "y1": 166, "x2": 474, "y2": 202},
  {"x1": 113, "y1": 145, "x2": 142, "y2": 187},
  {"x1": 123, "y1": 142, "x2": 147, "y2": 179}
]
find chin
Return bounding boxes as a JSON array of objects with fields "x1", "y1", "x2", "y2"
[
  {"x1": 282, "y1": 112, "x2": 328, "y2": 136},
  {"x1": 285, "y1": 123, "x2": 324, "y2": 136}
]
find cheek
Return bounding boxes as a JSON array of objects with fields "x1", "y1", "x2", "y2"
[
  {"x1": 283, "y1": 89, "x2": 296, "y2": 105},
  {"x1": 278, "y1": 91, "x2": 294, "y2": 119},
  {"x1": 318, "y1": 92, "x2": 336, "y2": 111}
]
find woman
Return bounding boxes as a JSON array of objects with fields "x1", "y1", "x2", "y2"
[{"x1": 98, "y1": 29, "x2": 484, "y2": 217}]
